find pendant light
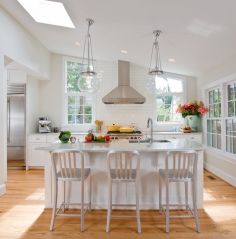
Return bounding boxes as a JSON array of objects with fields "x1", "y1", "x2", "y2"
[
  {"x1": 78, "y1": 18, "x2": 100, "y2": 93},
  {"x1": 146, "y1": 30, "x2": 168, "y2": 94}
]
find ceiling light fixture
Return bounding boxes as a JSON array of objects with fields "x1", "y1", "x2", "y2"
[
  {"x1": 147, "y1": 30, "x2": 169, "y2": 94},
  {"x1": 75, "y1": 41, "x2": 81, "y2": 46},
  {"x1": 78, "y1": 18, "x2": 100, "y2": 93},
  {"x1": 121, "y1": 50, "x2": 128, "y2": 54},
  {"x1": 168, "y1": 58, "x2": 176, "y2": 63},
  {"x1": 17, "y1": 0, "x2": 75, "y2": 28}
]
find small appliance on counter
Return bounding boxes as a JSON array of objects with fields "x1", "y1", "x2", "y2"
[{"x1": 38, "y1": 117, "x2": 52, "y2": 133}]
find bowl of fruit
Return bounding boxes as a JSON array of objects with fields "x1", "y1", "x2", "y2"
[
  {"x1": 180, "y1": 126, "x2": 192, "y2": 133},
  {"x1": 84, "y1": 131, "x2": 111, "y2": 143}
]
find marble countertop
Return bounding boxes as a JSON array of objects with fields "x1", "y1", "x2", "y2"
[{"x1": 38, "y1": 139, "x2": 204, "y2": 153}]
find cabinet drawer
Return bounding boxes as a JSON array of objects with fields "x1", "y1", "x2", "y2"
[
  {"x1": 47, "y1": 134, "x2": 60, "y2": 143},
  {"x1": 27, "y1": 142, "x2": 48, "y2": 167},
  {"x1": 185, "y1": 134, "x2": 202, "y2": 143},
  {"x1": 28, "y1": 135, "x2": 46, "y2": 142}
]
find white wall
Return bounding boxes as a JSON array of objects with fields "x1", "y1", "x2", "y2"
[
  {"x1": 26, "y1": 76, "x2": 40, "y2": 134},
  {"x1": 39, "y1": 54, "x2": 197, "y2": 131},
  {"x1": 197, "y1": 56, "x2": 236, "y2": 187},
  {"x1": 0, "y1": 7, "x2": 51, "y2": 196},
  {"x1": 0, "y1": 7, "x2": 50, "y2": 79},
  {"x1": 0, "y1": 53, "x2": 7, "y2": 196}
]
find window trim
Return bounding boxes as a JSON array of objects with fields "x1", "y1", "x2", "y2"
[
  {"x1": 155, "y1": 73, "x2": 187, "y2": 124},
  {"x1": 62, "y1": 56, "x2": 97, "y2": 129},
  {"x1": 203, "y1": 74, "x2": 236, "y2": 159}
]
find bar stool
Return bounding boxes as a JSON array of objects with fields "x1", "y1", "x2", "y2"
[
  {"x1": 49, "y1": 149, "x2": 91, "y2": 232},
  {"x1": 159, "y1": 150, "x2": 200, "y2": 233},
  {"x1": 106, "y1": 150, "x2": 141, "y2": 233}
]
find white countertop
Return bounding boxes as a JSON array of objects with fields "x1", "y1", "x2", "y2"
[{"x1": 38, "y1": 139, "x2": 203, "y2": 153}]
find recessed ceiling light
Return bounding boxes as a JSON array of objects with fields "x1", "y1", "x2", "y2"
[
  {"x1": 75, "y1": 41, "x2": 81, "y2": 46},
  {"x1": 17, "y1": 0, "x2": 75, "y2": 28},
  {"x1": 121, "y1": 50, "x2": 128, "y2": 54},
  {"x1": 168, "y1": 58, "x2": 176, "y2": 63}
]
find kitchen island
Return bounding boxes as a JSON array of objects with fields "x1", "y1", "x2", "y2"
[{"x1": 39, "y1": 139, "x2": 204, "y2": 209}]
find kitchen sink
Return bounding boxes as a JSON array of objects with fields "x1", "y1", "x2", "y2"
[{"x1": 129, "y1": 139, "x2": 170, "y2": 143}]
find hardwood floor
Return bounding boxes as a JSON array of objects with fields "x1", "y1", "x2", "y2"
[{"x1": 0, "y1": 170, "x2": 236, "y2": 239}]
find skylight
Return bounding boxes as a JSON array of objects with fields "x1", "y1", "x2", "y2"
[{"x1": 17, "y1": 0, "x2": 75, "y2": 28}]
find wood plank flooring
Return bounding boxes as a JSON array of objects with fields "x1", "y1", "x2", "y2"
[{"x1": 0, "y1": 170, "x2": 236, "y2": 239}]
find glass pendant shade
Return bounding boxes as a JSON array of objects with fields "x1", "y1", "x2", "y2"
[
  {"x1": 146, "y1": 75, "x2": 169, "y2": 94},
  {"x1": 147, "y1": 30, "x2": 168, "y2": 94},
  {"x1": 78, "y1": 74, "x2": 100, "y2": 93},
  {"x1": 79, "y1": 18, "x2": 99, "y2": 93}
]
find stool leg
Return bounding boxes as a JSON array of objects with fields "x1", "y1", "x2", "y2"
[
  {"x1": 89, "y1": 174, "x2": 92, "y2": 211},
  {"x1": 159, "y1": 175, "x2": 162, "y2": 212},
  {"x1": 50, "y1": 179, "x2": 58, "y2": 231},
  {"x1": 192, "y1": 180, "x2": 200, "y2": 232},
  {"x1": 135, "y1": 180, "x2": 141, "y2": 233},
  {"x1": 165, "y1": 178, "x2": 170, "y2": 233},
  {"x1": 80, "y1": 180, "x2": 85, "y2": 232},
  {"x1": 106, "y1": 180, "x2": 112, "y2": 232},
  {"x1": 62, "y1": 181, "x2": 66, "y2": 212},
  {"x1": 185, "y1": 182, "x2": 188, "y2": 210}
]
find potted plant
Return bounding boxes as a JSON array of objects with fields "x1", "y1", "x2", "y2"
[{"x1": 176, "y1": 101, "x2": 208, "y2": 131}]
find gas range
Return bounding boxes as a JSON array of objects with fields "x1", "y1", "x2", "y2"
[{"x1": 107, "y1": 131, "x2": 143, "y2": 141}]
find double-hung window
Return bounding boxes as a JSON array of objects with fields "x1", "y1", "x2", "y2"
[
  {"x1": 206, "y1": 87, "x2": 222, "y2": 149},
  {"x1": 225, "y1": 81, "x2": 236, "y2": 154},
  {"x1": 156, "y1": 76, "x2": 185, "y2": 123},
  {"x1": 64, "y1": 59, "x2": 93, "y2": 125},
  {"x1": 205, "y1": 79, "x2": 236, "y2": 156}
]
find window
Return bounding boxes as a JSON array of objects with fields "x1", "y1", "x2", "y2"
[
  {"x1": 205, "y1": 80, "x2": 236, "y2": 156},
  {"x1": 226, "y1": 82, "x2": 236, "y2": 154},
  {"x1": 207, "y1": 88, "x2": 222, "y2": 149},
  {"x1": 156, "y1": 77, "x2": 185, "y2": 122},
  {"x1": 64, "y1": 59, "x2": 93, "y2": 125}
]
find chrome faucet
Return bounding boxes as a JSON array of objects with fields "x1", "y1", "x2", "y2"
[{"x1": 147, "y1": 118, "x2": 153, "y2": 143}]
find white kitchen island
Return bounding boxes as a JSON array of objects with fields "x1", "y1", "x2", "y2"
[{"x1": 39, "y1": 139, "x2": 204, "y2": 209}]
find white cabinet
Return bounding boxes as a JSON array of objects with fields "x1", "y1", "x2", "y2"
[
  {"x1": 27, "y1": 142, "x2": 48, "y2": 169},
  {"x1": 26, "y1": 134, "x2": 48, "y2": 169}
]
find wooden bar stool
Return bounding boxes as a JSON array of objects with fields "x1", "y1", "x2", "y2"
[
  {"x1": 106, "y1": 150, "x2": 141, "y2": 233},
  {"x1": 49, "y1": 149, "x2": 91, "y2": 232},
  {"x1": 159, "y1": 150, "x2": 200, "y2": 233}
]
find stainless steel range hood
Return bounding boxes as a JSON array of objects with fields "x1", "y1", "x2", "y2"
[{"x1": 102, "y1": 60, "x2": 145, "y2": 104}]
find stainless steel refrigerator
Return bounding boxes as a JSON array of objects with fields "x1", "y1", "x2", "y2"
[{"x1": 7, "y1": 84, "x2": 26, "y2": 163}]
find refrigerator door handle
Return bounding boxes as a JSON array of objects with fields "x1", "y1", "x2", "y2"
[{"x1": 7, "y1": 99, "x2": 10, "y2": 143}]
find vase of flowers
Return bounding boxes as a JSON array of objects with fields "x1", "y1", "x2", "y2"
[{"x1": 176, "y1": 101, "x2": 208, "y2": 131}]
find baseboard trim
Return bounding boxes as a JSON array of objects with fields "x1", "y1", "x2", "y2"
[
  {"x1": 204, "y1": 162, "x2": 236, "y2": 187},
  {"x1": 0, "y1": 183, "x2": 6, "y2": 196}
]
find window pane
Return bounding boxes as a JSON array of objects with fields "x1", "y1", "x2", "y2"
[
  {"x1": 66, "y1": 61, "x2": 81, "y2": 92},
  {"x1": 228, "y1": 102, "x2": 234, "y2": 117},
  {"x1": 228, "y1": 84, "x2": 235, "y2": 101},
  {"x1": 207, "y1": 120, "x2": 212, "y2": 132},
  {"x1": 68, "y1": 115, "x2": 76, "y2": 124},
  {"x1": 209, "y1": 105, "x2": 214, "y2": 117},
  {"x1": 216, "y1": 120, "x2": 221, "y2": 134},
  {"x1": 233, "y1": 119, "x2": 236, "y2": 137},
  {"x1": 76, "y1": 115, "x2": 83, "y2": 124},
  {"x1": 212, "y1": 135, "x2": 217, "y2": 148},
  {"x1": 209, "y1": 90, "x2": 213, "y2": 104},
  {"x1": 167, "y1": 78, "x2": 183, "y2": 93},
  {"x1": 84, "y1": 115, "x2": 92, "y2": 124},
  {"x1": 156, "y1": 95, "x2": 182, "y2": 122},
  {"x1": 213, "y1": 89, "x2": 219, "y2": 103},
  {"x1": 207, "y1": 133, "x2": 212, "y2": 146},
  {"x1": 84, "y1": 106, "x2": 92, "y2": 114},
  {"x1": 217, "y1": 135, "x2": 221, "y2": 149},
  {"x1": 226, "y1": 136, "x2": 232, "y2": 153}
]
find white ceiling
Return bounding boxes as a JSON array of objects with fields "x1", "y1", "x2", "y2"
[{"x1": 1, "y1": 0, "x2": 236, "y2": 77}]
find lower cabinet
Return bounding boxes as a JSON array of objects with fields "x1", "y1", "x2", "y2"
[{"x1": 27, "y1": 142, "x2": 48, "y2": 169}]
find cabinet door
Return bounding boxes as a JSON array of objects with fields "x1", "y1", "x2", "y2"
[{"x1": 28, "y1": 143, "x2": 48, "y2": 167}]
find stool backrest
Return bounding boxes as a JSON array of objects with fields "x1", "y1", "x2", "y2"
[
  {"x1": 165, "y1": 150, "x2": 198, "y2": 179},
  {"x1": 107, "y1": 150, "x2": 140, "y2": 180},
  {"x1": 50, "y1": 149, "x2": 84, "y2": 179}
]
